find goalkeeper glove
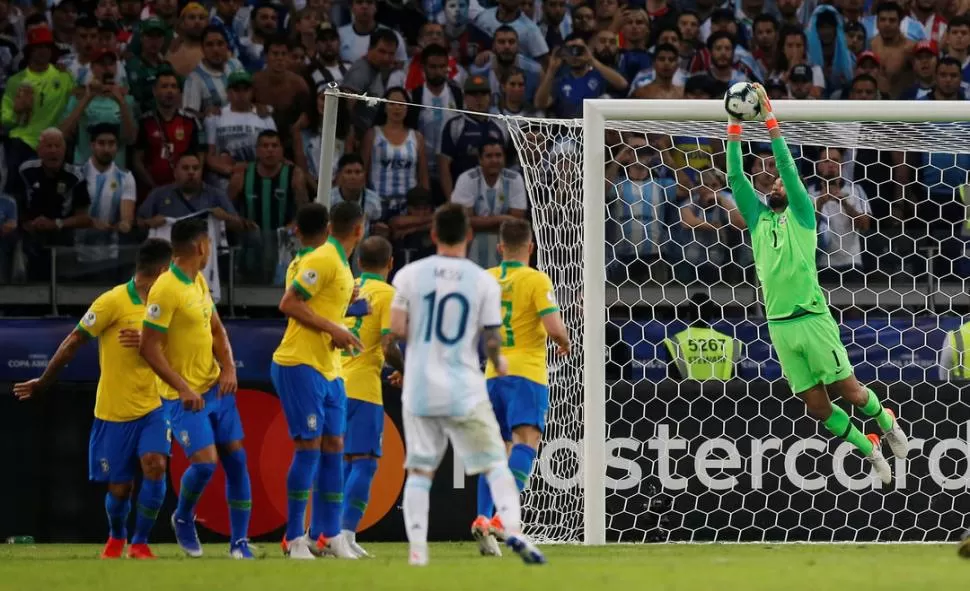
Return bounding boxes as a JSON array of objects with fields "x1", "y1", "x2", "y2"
[{"x1": 751, "y1": 83, "x2": 775, "y2": 123}]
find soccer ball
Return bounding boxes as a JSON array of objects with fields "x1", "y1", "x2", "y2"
[{"x1": 724, "y1": 82, "x2": 761, "y2": 121}]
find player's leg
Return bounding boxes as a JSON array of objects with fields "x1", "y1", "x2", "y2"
[
  {"x1": 473, "y1": 378, "x2": 510, "y2": 555},
  {"x1": 88, "y1": 418, "x2": 136, "y2": 559},
  {"x1": 129, "y1": 407, "x2": 170, "y2": 559},
  {"x1": 341, "y1": 398, "x2": 383, "y2": 558},
  {"x1": 169, "y1": 389, "x2": 220, "y2": 558},
  {"x1": 311, "y1": 377, "x2": 356, "y2": 558},
  {"x1": 270, "y1": 362, "x2": 322, "y2": 559},
  {"x1": 213, "y1": 390, "x2": 253, "y2": 559},
  {"x1": 401, "y1": 412, "x2": 449, "y2": 566}
]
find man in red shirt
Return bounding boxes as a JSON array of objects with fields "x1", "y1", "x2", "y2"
[{"x1": 132, "y1": 69, "x2": 204, "y2": 199}]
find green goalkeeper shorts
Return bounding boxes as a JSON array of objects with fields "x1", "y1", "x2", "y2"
[{"x1": 767, "y1": 312, "x2": 853, "y2": 394}]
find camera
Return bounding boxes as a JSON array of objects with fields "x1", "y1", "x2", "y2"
[{"x1": 566, "y1": 45, "x2": 584, "y2": 57}]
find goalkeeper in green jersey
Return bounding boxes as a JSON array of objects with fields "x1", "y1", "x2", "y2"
[{"x1": 725, "y1": 84, "x2": 908, "y2": 485}]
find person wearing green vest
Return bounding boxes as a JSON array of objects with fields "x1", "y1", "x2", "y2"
[
  {"x1": 664, "y1": 293, "x2": 741, "y2": 381},
  {"x1": 125, "y1": 18, "x2": 171, "y2": 114},
  {"x1": 939, "y1": 321, "x2": 970, "y2": 380},
  {"x1": 228, "y1": 129, "x2": 308, "y2": 285}
]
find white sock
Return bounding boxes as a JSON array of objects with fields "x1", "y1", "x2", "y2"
[
  {"x1": 403, "y1": 474, "x2": 432, "y2": 547},
  {"x1": 486, "y1": 465, "x2": 522, "y2": 535}
]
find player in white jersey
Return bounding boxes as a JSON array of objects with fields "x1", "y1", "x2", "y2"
[{"x1": 390, "y1": 204, "x2": 545, "y2": 567}]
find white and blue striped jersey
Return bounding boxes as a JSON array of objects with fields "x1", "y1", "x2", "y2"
[
  {"x1": 182, "y1": 58, "x2": 246, "y2": 115},
  {"x1": 337, "y1": 23, "x2": 407, "y2": 64},
  {"x1": 451, "y1": 166, "x2": 527, "y2": 216},
  {"x1": 76, "y1": 160, "x2": 136, "y2": 263},
  {"x1": 63, "y1": 54, "x2": 129, "y2": 86},
  {"x1": 369, "y1": 127, "x2": 420, "y2": 199},
  {"x1": 416, "y1": 83, "x2": 458, "y2": 180},
  {"x1": 392, "y1": 255, "x2": 502, "y2": 417},
  {"x1": 863, "y1": 14, "x2": 927, "y2": 42}
]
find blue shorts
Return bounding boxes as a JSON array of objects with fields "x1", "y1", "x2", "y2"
[
  {"x1": 163, "y1": 385, "x2": 245, "y2": 457},
  {"x1": 344, "y1": 399, "x2": 384, "y2": 457},
  {"x1": 487, "y1": 376, "x2": 549, "y2": 442},
  {"x1": 88, "y1": 405, "x2": 171, "y2": 483},
  {"x1": 270, "y1": 362, "x2": 347, "y2": 440}
]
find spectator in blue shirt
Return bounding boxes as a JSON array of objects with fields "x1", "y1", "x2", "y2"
[
  {"x1": 473, "y1": 0, "x2": 549, "y2": 63},
  {"x1": 534, "y1": 33, "x2": 627, "y2": 119},
  {"x1": 469, "y1": 25, "x2": 542, "y2": 104},
  {"x1": 0, "y1": 193, "x2": 15, "y2": 283}
]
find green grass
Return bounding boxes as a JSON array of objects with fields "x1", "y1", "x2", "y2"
[{"x1": 0, "y1": 543, "x2": 966, "y2": 591}]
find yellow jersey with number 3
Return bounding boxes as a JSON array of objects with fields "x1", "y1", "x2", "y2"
[
  {"x1": 78, "y1": 280, "x2": 161, "y2": 421},
  {"x1": 484, "y1": 261, "x2": 560, "y2": 385},
  {"x1": 273, "y1": 237, "x2": 355, "y2": 380},
  {"x1": 143, "y1": 263, "x2": 219, "y2": 399},
  {"x1": 342, "y1": 273, "x2": 395, "y2": 405}
]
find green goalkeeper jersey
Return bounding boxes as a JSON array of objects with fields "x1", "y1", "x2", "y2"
[
  {"x1": 726, "y1": 136, "x2": 828, "y2": 321},
  {"x1": 1, "y1": 65, "x2": 75, "y2": 149}
]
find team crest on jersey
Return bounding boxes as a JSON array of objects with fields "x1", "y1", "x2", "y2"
[
  {"x1": 302, "y1": 269, "x2": 318, "y2": 285},
  {"x1": 174, "y1": 127, "x2": 185, "y2": 141},
  {"x1": 147, "y1": 303, "x2": 161, "y2": 319},
  {"x1": 778, "y1": 215, "x2": 788, "y2": 226},
  {"x1": 100, "y1": 458, "x2": 109, "y2": 473},
  {"x1": 307, "y1": 414, "x2": 318, "y2": 431},
  {"x1": 180, "y1": 431, "x2": 190, "y2": 446},
  {"x1": 82, "y1": 311, "x2": 97, "y2": 327},
  {"x1": 109, "y1": 181, "x2": 118, "y2": 191},
  {"x1": 56, "y1": 182, "x2": 66, "y2": 194}
]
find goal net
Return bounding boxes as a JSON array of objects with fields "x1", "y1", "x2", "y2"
[{"x1": 506, "y1": 100, "x2": 970, "y2": 544}]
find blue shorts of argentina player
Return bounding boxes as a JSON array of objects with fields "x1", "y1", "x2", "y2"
[
  {"x1": 270, "y1": 362, "x2": 347, "y2": 439},
  {"x1": 345, "y1": 399, "x2": 384, "y2": 456},
  {"x1": 89, "y1": 406, "x2": 171, "y2": 482},
  {"x1": 162, "y1": 385, "x2": 245, "y2": 457},
  {"x1": 487, "y1": 376, "x2": 549, "y2": 441}
]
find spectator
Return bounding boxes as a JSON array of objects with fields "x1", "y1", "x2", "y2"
[
  {"x1": 390, "y1": 21, "x2": 466, "y2": 91},
  {"x1": 182, "y1": 26, "x2": 245, "y2": 119},
  {"x1": 142, "y1": 0, "x2": 179, "y2": 30},
  {"x1": 534, "y1": 34, "x2": 626, "y2": 118},
  {"x1": 592, "y1": 0, "x2": 618, "y2": 32},
  {"x1": 705, "y1": 31, "x2": 749, "y2": 86},
  {"x1": 844, "y1": 20, "x2": 866, "y2": 55},
  {"x1": 95, "y1": 0, "x2": 122, "y2": 26},
  {"x1": 765, "y1": 76, "x2": 789, "y2": 99},
  {"x1": 292, "y1": 85, "x2": 353, "y2": 192},
  {"x1": 96, "y1": 21, "x2": 126, "y2": 82},
  {"x1": 943, "y1": 16, "x2": 970, "y2": 82},
  {"x1": 776, "y1": 0, "x2": 808, "y2": 29},
  {"x1": 493, "y1": 66, "x2": 543, "y2": 117},
  {"x1": 900, "y1": 40, "x2": 939, "y2": 99},
  {"x1": 410, "y1": 44, "x2": 463, "y2": 201},
  {"x1": 473, "y1": 0, "x2": 549, "y2": 63},
  {"x1": 209, "y1": 0, "x2": 244, "y2": 59},
  {"x1": 118, "y1": 0, "x2": 142, "y2": 41},
  {"x1": 788, "y1": 63, "x2": 816, "y2": 99},
  {"x1": 339, "y1": 0, "x2": 406, "y2": 64},
  {"x1": 811, "y1": 146, "x2": 871, "y2": 283},
  {"x1": 388, "y1": 186, "x2": 434, "y2": 270},
  {"x1": 705, "y1": 8, "x2": 763, "y2": 81},
  {"x1": 342, "y1": 28, "x2": 399, "y2": 133},
  {"x1": 437, "y1": 74, "x2": 506, "y2": 201},
  {"x1": 62, "y1": 14, "x2": 99, "y2": 82},
  {"x1": 773, "y1": 26, "x2": 824, "y2": 97},
  {"x1": 751, "y1": 13, "x2": 779, "y2": 77},
  {"x1": 138, "y1": 152, "x2": 248, "y2": 300},
  {"x1": 228, "y1": 130, "x2": 308, "y2": 283},
  {"x1": 17, "y1": 128, "x2": 91, "y2": 281},
  {"x1": 306, "y1": 22, "x2": 350, "y2": 88},
  {"x1": 677, "y1": 10, "x2": 705, "y2": 73},
  {"x1": 450, "y1": 139, "x2": 526, "y2": 267},
  {"x1": 863, "y1": 0, "x2": 928, "y2": 43},
  {"x1": 165, "y1": 2, "x2": 208, "y2": 77},
  {"x1": 329, "y1": 153, "x2": 385, "y2": 238},
  {"x1": 206, "y1": 70, "x2": 276, "y2": 193},
  {"x1": 469, "y1": 25, "x2": 541, "y2": 103},
  {"x1": 846, "y1": 72, "x2": 880, "y2": 99},
  {"x1": 239, "y1": 3, "x2": 279, "y2": 71},
  {"x1": 74, "y1": 123, "x2": 136, "y2": 275},
  {"x1": 440, "y1": 0, "x2": 479, "y2": 67},
  {"x1": 806, "y1": 5, "x2": 855, "y2": 92},
  {"x1": 291, "y1": 41, "x2": 310, "y2": 68},
  {"x1": 537, "y1": 0, "x2": 571, "y2": 49},
  {"x1": 632, "y1": 43, "x2": 684, "y2": 98},
  {"x1": 292, "y1": 7, "x2": 321, "y2": 61},
  {"x1": 125, "y1": 18, "x2": 169, "y2": 114},
  {"x1": 132, "y1": 71, "x2": 204, "y2": 194},
  {"x1": 0, "y1": 190, "x2": 15, "y2": 283},
  {"x1": 3, "y1": 26, "x2": 75, "y2": 184},
  {"x1": 51, "y1": 0, "x2": 78, "y2": 62},
  {"x1": 253, "y1": 36, "x2": 310, "y2": 148},
  {"x1": 591, "y1": 27, "x2": 625, "y2": 96},
  {"x1": 571, "y1": 4, "x2": 597, "y2": 37},
  {"x1": 617, "y1": 7, "x2": 651, "y2": 82},
  {"x1": 921, "y1": 56, "x2": 967, "y2": 100},
  {"x1": 59, "y1": 47, "x2": 138, "y2": 167},
  {"x1": 361, "y1": 86, "x2": 428, "y2": 221},
  {"x1": 870, "y1": 1, "x2": 915, "y2": 97},
  {"x1": 677, "y1": 168, "x2": 744, "y2": 282}
]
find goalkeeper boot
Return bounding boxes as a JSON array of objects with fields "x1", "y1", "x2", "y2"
[
  {"x1": 958, "y1": 529, "x2": 970, "y2": 558},
  {"x1": 100, "y1": 537, "x2": 125, "y2": 559},
  {"x1": 471, "y1": 515, "x2": 502, "y2": 557},
  {"x1": 489, "y1": 514, "x2": 508, "y2": 542},
  {"x1": 865, "y1": 434, "x2": 892, "y2": 485},
  {"x1": 881, "y1": 409, "x2": 910, "y2": 460},
  {"x1": 505, "y1": 534, "x2": 546, "y2": 565}
]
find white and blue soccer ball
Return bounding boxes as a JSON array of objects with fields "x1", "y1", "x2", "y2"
[{"x1": 724, "y1": 82, "x2": 761, "y2": 121}]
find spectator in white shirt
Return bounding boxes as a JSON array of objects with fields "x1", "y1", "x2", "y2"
[
  {"x1": 450, "y1": 139, "x2": 527, "y2": 267},
  {"x1": 811, "y1": 146, "x2": 871, "y2": 283},
  {"x1": 205, "y1": 70, "x2": 276, "y2": 192},
  {"x1": 338, "y1": 0, "x2": 406, "y2": 64},
  {"x1": 474, "y1": 0, "x2": 549, "y2": 63}
]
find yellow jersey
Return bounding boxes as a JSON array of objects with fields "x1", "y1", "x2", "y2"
[
  {"x1": 484, "y1": 261, "x2": 559, "y2": 385},
  {"x1": 342, "y1": 273, "x2": 395, "y2": 405},
  {"x1": 273, "y1": 237, "x2": 355, "y2": 380},
  {"x1": 285, "y1": 246, "x2": 315, "y2": 287},
  {"x1": 143, "y1": 263, "x2": 220, "y2": 399},
  {"x1": 78, "y1": 280, "x2": 161, "y2": 422}
]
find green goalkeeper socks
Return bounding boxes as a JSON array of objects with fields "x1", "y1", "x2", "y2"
[
  {"x1": 823, "y1": 404, "x2": 873, "y2": 456},
  {"x1": 859, "y1": 387, "x2": 894, "y2": 432}
]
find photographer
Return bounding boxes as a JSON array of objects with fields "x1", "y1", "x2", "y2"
[{"x1": 534, "y1": 32, "x2": 626, "y2": 119}]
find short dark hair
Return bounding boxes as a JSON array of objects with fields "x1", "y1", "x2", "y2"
[
  {"x1": 706, "y1": 31, "x2": 736, "y2": 51},
  {"x1": 337, "y1": 153, "x2": 365, "y2": 170},
  {"x1": 654, "y1": 43, "x2": 679, "y2": 60},
  {"x1": 202, "y1": 25, "x2": 229, "y2": 44},
  {"x1": 265, "y1": 34, "x2": 291, "y2": 53},
  {"x1": 655, "y1": 25, "x2": 682, "y2": 41},
  {"x1": 76, "y1": 15, "x2": 98, "y2": 30},
  {"x1": 257, "y1": 129, "x2": 281, "y2": 144},
  {"x1": 874, "y1": 1, "x2": 904, "y2": 18},
  {"x1": 499, "y1": 218, "x2": 532, "y2": 250},
  {"x1": 170, "y1": 217, "x2": 209, "y2": 251},
  {"x1": 563, "y1": 32, "x2": 587, "y2": 44},
  {"x1": 849, "y1": 73, "x2": 878, "y2": 90},
  {"x1": 88, "y1": 122, "x2": 120, "y2": 141},
  {"x1": 295, "y1": 203, "x2": 329, "y2": 239},
  {"x1": 433, "y1": 203, "x2": 469, "y2": 245},
  {"x1": 369, "y1": 28, "x2": 399, "y2": 49},
  {"x1": 24, "y1": 13, "x2": 48, "y2": 27},
  {"x1": 678, "y1": 9, "x2": 700, "y2": 22},
  {"x1": 949, "y1": 14, "x2": 970, "y2": 29},
  {"x1": 176, "y1": 151, "x2": 201, "y2": 165},
  {"x1": 253, "y1": 2, "x2": 278, "y2": 18},
  {"x1": 938, "y1": 55, "x2": 962, "y2": 71},
  {"x1": 753, "y1": 13, "x2": 778, "y2": 29},
  {"x1": 330, "y1": 201, "x2": 363, "y2": 237},
  {"x1": 136, "y1": 238, "x2": 173, "y2": 274},
  {"x1": 420, "y1": 43, "x2": 449, "y2": 65},
  {"x1": 494, "y1": 24, "x2": 518, "y2": 39},
  {"x1": 358, "y1": 235, "x2": 392, "y2": 270},
  {"x1": 155, "y1": 69, "x2": 180, "y2": 88}
]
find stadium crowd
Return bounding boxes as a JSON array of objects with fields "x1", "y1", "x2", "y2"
[{"x1": 0, "y1": 0, "x2": 967, "y2": 291}]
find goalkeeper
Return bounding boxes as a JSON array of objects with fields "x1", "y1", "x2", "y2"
[{"x1": 725, "y1": 84, "x2": 908, "y2": 484}]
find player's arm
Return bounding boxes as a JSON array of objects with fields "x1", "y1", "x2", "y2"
[
  {"x1": 725, "y1": 114, "x2": 767, "y2": 230},
  {"x1": 277, "y1": 286, "x2": 362, "y2": 351},
  {"x1": 754, "y1": 83, "x2": 815, "y2": 229},
  {"x1": 12, "y1": 328, "x2": 88, "y2": 399},
  {"x1": 482, "y1": 276, "x2": 507, "y2": 374},
  {"x1": 140, "y1": 284, "x2": 204, "y2": 411},
  {"x1": 390, "y1": 272, "x2": 411, "y2": 342},
  {"x1": 379, "y1": 293, "x2": 404, "y2": 371},
  {"x1": 534, "y1": 274, "x2": 569, "y2": 355},
  {"x1": 210, "y1": 308, "x2": 238, "y2": 395}
]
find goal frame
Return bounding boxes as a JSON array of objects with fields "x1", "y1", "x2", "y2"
[{"x1": 580, "y1": 99, "x2": 970, "y2": 546}]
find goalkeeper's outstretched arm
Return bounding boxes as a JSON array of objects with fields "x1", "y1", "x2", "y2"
[{"x1": 725, "y1": 115, "x2": 767, "y2": 230}]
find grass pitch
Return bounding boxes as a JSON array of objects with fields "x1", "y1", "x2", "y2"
[{"x1": 0, "y1": 542, "x2": 964, "y2": 591}]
